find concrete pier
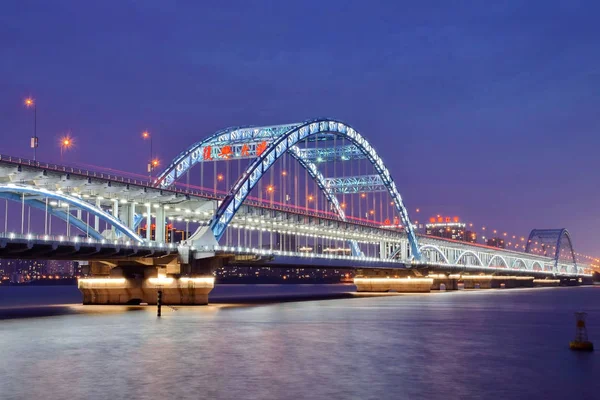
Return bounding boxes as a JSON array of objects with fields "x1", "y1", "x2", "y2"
[
  {"x1": 354, "y1": 277, "x2": 433, "y2": 293},
  {"x1": 78, "y1": 276, "x2": 214, "y2": 305}
]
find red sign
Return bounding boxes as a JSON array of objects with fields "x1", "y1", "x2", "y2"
[
  {"x1": 219, "y1": 145, "x2": 233, "y2": 159},
  {"x1": 241, "y1": 144, "x2": 250, "y2": 157},
  {"x1": 203, "y1": 146, "x2": 213, "y2": 161},
  {"x1": 256, "y1": 141, "x2": 268, "y2": 156}
]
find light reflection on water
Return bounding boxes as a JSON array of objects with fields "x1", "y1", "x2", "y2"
[{"x1": 1, "y1": 286, "x2": 599, "y2": 400}]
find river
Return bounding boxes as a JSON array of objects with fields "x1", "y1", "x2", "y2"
[{"x1": 1, "y1": 285, "x2": 598, "y2": 399}]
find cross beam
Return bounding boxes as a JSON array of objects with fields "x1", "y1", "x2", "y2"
[
  {"x1": 324, "y1": 174, "x2": 386, "y2": 193},
  {"x1": 297, "y1": 145, "x2": 367, "y2": 162}
]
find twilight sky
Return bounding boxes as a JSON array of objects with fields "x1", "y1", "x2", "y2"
[{"x1": 1, "y1": 1, "x2": 599, "y2": 256}]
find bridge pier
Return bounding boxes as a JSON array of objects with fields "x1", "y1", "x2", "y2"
[
  {"x1": 77, "y1": 255, "x2": 223, "y2": 305},
  {"x1": 354, "y1": 269, "x2": 433, "y2": 293},
  {"x1": 78, "y1": 274, "x2": 214, "y2": 305}
]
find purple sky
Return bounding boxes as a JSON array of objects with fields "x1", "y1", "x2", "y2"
[{"x1": 1, "y1": 1, "x2": 599, "y2": 257}]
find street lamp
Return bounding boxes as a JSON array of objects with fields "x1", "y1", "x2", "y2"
[
  {"x1": 142, "y1": 131, "x2": 153, "y2": 179},
  {"x1": 59, "y1": 135, "x2": 73, "y2": 160},
  {"x1": 24, "y1": 97, "x2": 38, "y2": 161},
  {"x1": 151, "y1": 159, "x2": 160, "y2": 176}
]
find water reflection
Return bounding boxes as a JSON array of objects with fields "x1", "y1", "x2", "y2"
[{"x1": 1, "y1": 286, "x2": 599, "y2": 400}]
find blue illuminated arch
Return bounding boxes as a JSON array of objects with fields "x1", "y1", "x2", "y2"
[
  {"x1": 419, "y1": 244, "x2": 450, "y2": 264},
  {"x1": 511, "y1": 258, "x2": 528, "y2": 270},
  {"x1": 454, "y1": 250, "x2": 484, "y2": 267},
  {"x1": 526, "y1": 228, "x2": 577, "y2": 270},
  {"x1": 0, "y1": 184, "x2": 144, "y2": 243},
  {"x1": 155, "y1": 121, "x2": 363, "y2": 255},
  {"x1": 487, "y1": 254, "x2": 508, "y2": 268},
  {"x1": 208, "y1": 118, "x2": 422, "y2": 260}
]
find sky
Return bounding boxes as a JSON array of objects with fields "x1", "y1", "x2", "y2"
[{"x1": 0, "y1": 0, "x2": 599, "y2": 256}]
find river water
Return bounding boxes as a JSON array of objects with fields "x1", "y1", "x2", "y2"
[{"x1": 1, "y1": 285, "x2": 599, "y2": 399}]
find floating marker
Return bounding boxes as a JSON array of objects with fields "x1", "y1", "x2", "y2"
[{"x1": 569, "y1": 312, "x2": 594, "y2": 351}]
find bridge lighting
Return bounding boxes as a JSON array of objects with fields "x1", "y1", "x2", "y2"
[
  {"x1": 217, "y1": 174, "x2": 224, "y2": 181},
  {"x1": 151, "y1": 159, "x2": 160, "y2": 168},
  {"x1": 59, "y1": 135, "x2": 74, "y2": 160},
  {"x1": 361, "y1": 193, "x2": 366, "y2": 198},
  {"x1": 307, "y1": 195, "x2": 314, "y2": 201},
  {"x1": 281, "y1": 170, "x2": 287, "y2": 176},
  {"x1": 266, "y1": 185, "x2": 274, "y2": 193}
]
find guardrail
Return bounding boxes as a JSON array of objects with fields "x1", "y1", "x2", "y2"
[{"x1": 0, "y1": 232, "x2": 177, "y2": 249}]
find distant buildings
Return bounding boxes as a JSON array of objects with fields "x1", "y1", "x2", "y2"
[
  {"x1": 215, "y1": 265, "x2": 352, "y2": 283},
  {"x1": 486, "y1": 237, "x2": 506, "y2": 249},
  {"x1": 0, "y1": 259, "x2": 78, "y2": 283},
  {"x1": 425, "y1": 216, "x2": 477, "y2": 243}
]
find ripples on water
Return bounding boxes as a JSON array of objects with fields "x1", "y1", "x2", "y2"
[{"x1": 1, "y1": 285, "x2": 599, "y2": 400}]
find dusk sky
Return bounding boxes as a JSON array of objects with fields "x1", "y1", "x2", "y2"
[{"x1": 1, "y1": 1, "x2": 598, "y2": 256}]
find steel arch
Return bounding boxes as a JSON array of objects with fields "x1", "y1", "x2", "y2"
[
  {"x1": 454, "y1": 250, "x2": 484, "y2": 267},
  {"x1": 0, "y1": 184, "x2": 144, "y2": 243},
  {"x1": 525, "y1": 228, "x2": 577, "y2": 270},
  {"x1": 208, "y1": 118, "x2": 422, "y2": 260},
  {"x1": 532, "y1": 261, "x2": 543, "y2": 271},
  {"x1": 154, "y1": 123, "x2": 300, "y2": 188},
  {"x1": 0, "y1": 192, "x2": 105, "y2": 240},
  {"x1": 156, "y1": 122, "x2": 362, "y2": 255},
  {"x1": 511, "y1": 258, "x2": 528, "y2": 270},
  {"x1": 419, "y1": 244, "x2": 450, "y2": 264},
  {"x1": 487, "y1": 254, "x2": 509, "y2": 268}
]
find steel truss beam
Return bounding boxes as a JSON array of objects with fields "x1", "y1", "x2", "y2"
[
  {"x1": 324, "y1": 174, "x2": 386, "y2": 193},
  {"x1": 297, "y1": 145, "x2": 367, "y2": 162}
]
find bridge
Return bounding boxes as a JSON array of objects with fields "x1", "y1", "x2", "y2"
[{"x1": 0, "y1": 118, "x2": 592, "y2": 304}]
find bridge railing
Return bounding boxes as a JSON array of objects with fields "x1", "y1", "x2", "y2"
[
  {"x1": 0, "y1": 232, "x2": 177, "y2": 249},
  {"x1": 2, "y1": 154, "x2": 396, "y2": 230}
]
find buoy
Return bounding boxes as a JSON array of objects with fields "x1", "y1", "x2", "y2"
[{"x1": 569, "y1": 312, "x2": 594, "y2": 351}]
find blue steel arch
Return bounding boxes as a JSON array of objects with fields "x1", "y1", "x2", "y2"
[
  {"x1": 487, "y1": 254, "x2": 508, "y2": 268},
  {"x1": 155, "y1": 122, "x2": 362, "y2": 254},
  {"x1": 154, "y1": 123, "x2": 300, "y2": 188},
  {"x1": 454, "y1": 250, "x2": 484, "y2": 267},
  {"x1": 525, "y1": 228, "x2": 577, "y2": 270},
  {"x1": 0, "y1": 184, "x2": 144, "y2": 243},
  {"x1": 511, "y1": 258, "x2": 528, "y2": 270},
  {"x1": 419, "y1": 244, "x2": 450, "y2": 264},
  {"x1": 208, "y1": 118, "x2": 422, "y2": 260}
]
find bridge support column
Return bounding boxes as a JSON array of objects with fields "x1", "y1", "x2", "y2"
[
  {"x1": 155, "y1": 206, "x2": 165, "y2": 243},
  {"x1": 145, "y1": 202, "x2": 152, "y2": 241},
  {"x1": 118, "y1": 203, "x2": 135, "y2": 230},
  {"x1": 111, "y1": 199, "x2": 119, "y2": 235},
  {"x1": 129, "y1": 202, "x2": 136, "y2": 230},
  {"x1": 94, "y1": 198, "x2": 101, "y2": 232}
]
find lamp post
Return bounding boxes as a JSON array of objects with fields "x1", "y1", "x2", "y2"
[
  {"x1": 24, "y1": 98, "x2": 37, "y2": 161},
  {"x1": 142, "y1": 131, "x2": 153, "y2": 179}
]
